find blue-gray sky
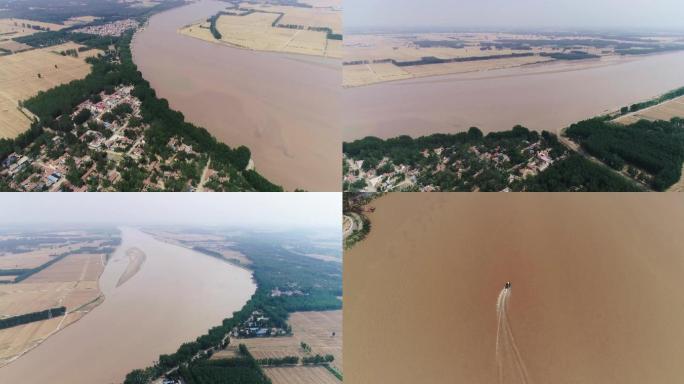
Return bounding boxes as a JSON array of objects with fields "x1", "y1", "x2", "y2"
[
  {"x1": 344, "y1": 0, "x2": 684, "y2": 32},
  {"x1": 0, "y1": 193, "x2": 341, "y2": 229}
]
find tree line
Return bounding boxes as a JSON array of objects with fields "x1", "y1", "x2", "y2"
[
  {"x1": 0, "y1": 306, "x2": 66, "y2": 330},
  {"x1": 620, "y1": 86, "x2": 684, "y2": 115},
  {"x1": 256, "y1": 356, "x2": 299, "y2": 366},
  {"x1": 302, "y1": 354, "x2": 334, "y2": 365},
  {"x1": 208, "y1": 13, "x2": 223, "y2": 40}
]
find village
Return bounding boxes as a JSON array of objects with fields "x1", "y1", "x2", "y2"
[
  {"x1": 231, "y1": 310, "x2": 290, "y2": 339},
  {"x1": 0, "y1": 85, "x2": 225, "y2": 191},
  {"x1": 72, "y1": 19, "x2": 139, "y2": 37},
  {"x1": 344, "y1": 136, "x2": 565, "y2": 192}
]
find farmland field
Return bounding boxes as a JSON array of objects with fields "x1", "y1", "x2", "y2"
[
  {"x1": 0, "y1": 42, "x2": 101, "y2": 139},
  {"x1": 0, "y1": 229, "x2": 115, "y2": 367},
  {"x1": 238, "y1": 310, "x2": 342, "y2": 371},
  {"x1": 0, "y1": 241, "x2": 100, "y2": 270},
  {"x1": 0, "y1": 18, "x2": 66, "y2": 40},
  {"x1": 179, "y1": 0, "x2": 341, "y2": 58},
  {"x1": 343, "y1": 32, "x2": 684, "y2": 87},
  {"x1": 227, "y1": 310, "x2": 341, "y2": 383},
  {"x1": 0, "y1": 250, "x2": 107, "y2": 366},
  {"x1": 265, "y1": 366, "x2": 339, "y2": 384}
]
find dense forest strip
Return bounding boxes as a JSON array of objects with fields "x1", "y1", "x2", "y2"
[
  {"x1": 540, "y1": 51, "x2": 600, "y2": 60},
  {"x1": 0, "y1": 307, "x2": 66, "y2": 330},
  {"x1": 523, "y1": 155, "x2": 644, "y2": 192},
  {"x1": 14, "y1": 31, "x2": 118, "y2": 49},
  {"x1": 208, "y1": 12, "x2": 224, "y2": 40},
  {"x1": 177, "y1": 344, "x2": 272, "y2": 384},
  {"x1": 565, "y1": 117, "x2": 684, "y2": 190}
]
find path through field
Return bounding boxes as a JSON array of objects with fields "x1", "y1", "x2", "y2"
[{"x1": 496, "y1": 287, "x2": 530, "y2": 384}]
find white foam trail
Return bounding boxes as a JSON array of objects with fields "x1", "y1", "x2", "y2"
[{"x1": 496, "y1": 287, "x2": 531, "y2": 384}]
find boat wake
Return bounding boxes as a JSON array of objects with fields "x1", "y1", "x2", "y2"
[{"x1": 496, "y1": 287, "x2": 531, "y2": 384}]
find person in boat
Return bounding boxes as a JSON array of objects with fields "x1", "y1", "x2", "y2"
[{"x1": 504, "y1": 281, "x2": 511, "y2": 289}]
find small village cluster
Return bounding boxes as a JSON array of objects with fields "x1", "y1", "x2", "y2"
[
  {"x1": 344, "y1": 140, "x2": 560, "y2": 192},
  {"x1": 1, "y1": 85, "x2": 210, "y2": 191},
  {"x1": 231, "y1": 310, "x2": 289, "y2": 338},
  {"x1": 72, "y1": 19, "x2": 139, "y2": 37}
]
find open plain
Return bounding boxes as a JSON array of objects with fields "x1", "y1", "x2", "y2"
[{"x1": 343, "y1": 32, "x2": 684, "y2": 87}]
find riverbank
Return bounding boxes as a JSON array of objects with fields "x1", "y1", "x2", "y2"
[
  {"x1": 132, "y1": 0, "x2": 341, "y2": 191},
  {"x1": 344, "y1": 50, "x2": 684, "y2": 141}
]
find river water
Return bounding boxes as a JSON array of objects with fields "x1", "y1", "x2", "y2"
[
  {"x1": 132, "y1": 0, "x2": 341, "y2": 191},
  {"x1": 345, "y1": 193, "x2": 684, "y2": 384},
  {"x1": 344, "y1": 51, "x2": 684, "y2": 140},
  {"x1": 0, "y1": 227, "x2": 256, "y2": 384}
]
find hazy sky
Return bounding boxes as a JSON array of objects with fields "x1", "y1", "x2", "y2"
[
  {"x1": 0, "y1": 193, "x2": 341, "y2": 229},
  {"x1": 344, "y1": 0, "x2": 684, "y2": 32}
]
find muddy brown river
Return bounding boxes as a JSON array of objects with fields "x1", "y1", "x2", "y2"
[
  {"x1": 344, "y1": 52, "x2": 684, "y2": 140},
  {"x1": 345, "y1": 193, "x2": 684, "y2": 384},
  {"x1": 132, "y1": 0, "x2": 341, "y2": 191},
  {"x1": 0, "y1": 227, "x2": 255, "y2": 384}
]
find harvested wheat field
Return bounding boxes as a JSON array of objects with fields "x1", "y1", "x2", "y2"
[
  {"x1": 346, "y1": 193, "x2": 684, "y2": 384},
  {"x1": 265, "y1": 366, "x2": 339, "y2": 384},
  {"x1": 0, "y1": 42, "x2": 100, "y2": 139},
  {"x1": 239, "y1": 310, "x2": 342, "y2": 371},
  {"x1": 0, "y1": 250, "x2": 105, "y2": 366},
  {"x1": 0, "y1": 40, "x2": 31, "y2": 54},
  {"x1": 341, "y1": 31, "x2": 672, "y2": 87},
  {"x1": 179, "y1": 0, "x2": 341, "y2": 58},
  {"x1": 290, "y1": 311, "x2": 342, "y2": 371},
  {"x1": 0, "y1": 241, "x2": 98, "y2": 270},
  {"x1": 231, "y1": 310, "x2": 342, "y2": 383},
  {"x1": 342, "y1": 40, "x2": 554, "y2": 86},
  {"x1": 0, "y1": 18, "x2": 66, "y2": 40}
]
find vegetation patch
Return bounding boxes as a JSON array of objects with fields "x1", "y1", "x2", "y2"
[{"x1": 565, "y1": 117, "x2": 684, "y2": 190}]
